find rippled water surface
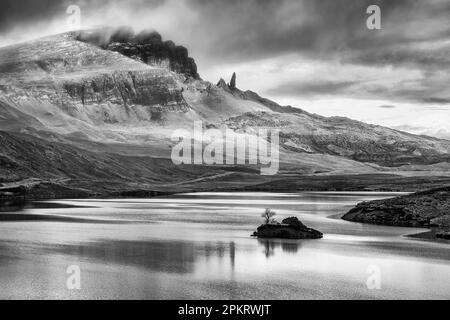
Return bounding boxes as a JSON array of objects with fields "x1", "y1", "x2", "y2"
[{"x1": 0, "y1": 192, "x2": 448, "y2": 299}]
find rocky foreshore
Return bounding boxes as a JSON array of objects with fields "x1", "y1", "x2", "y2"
[
  {"x1": 342, "y1": 187, "x2": 450, "y2": 241},
  {"x1": 252, "y1": 217, "x2": 323, "y2": 240}
]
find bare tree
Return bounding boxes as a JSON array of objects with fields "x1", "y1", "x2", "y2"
[{"x1": 261, "y1": 208, "x2": 276, "y2": 225}]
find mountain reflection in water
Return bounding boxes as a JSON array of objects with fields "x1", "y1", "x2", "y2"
[{"x1": 0, "y1": 192, "x2": 448, "y2": 300}]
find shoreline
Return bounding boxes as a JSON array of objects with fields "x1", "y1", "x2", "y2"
[
  {"x1": 405, "y1": 231, "x2": 450, "y2": 243},
  {"x1": 341, "y1": 187, "x2": 450, "y2": 245},
  {"x1": 330, "y1": 211, "x2": 448, "y2": 245},
  {"x1": 2, "y1": 173, "x2": 450, "y2": 203}
]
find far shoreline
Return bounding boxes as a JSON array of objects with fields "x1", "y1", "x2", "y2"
[{"x1": 1, "y1": 190, "x2": 448, "y2": 244}]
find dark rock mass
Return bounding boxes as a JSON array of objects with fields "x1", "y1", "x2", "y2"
[
  {"x1": 342, "y1": 187, "x2": 450, "y2": 228},
  {"x1": 436, "y1": 231, "x2": 450, "y2": 240},
  {"x1": 76, "y1": 28, "x2": 200, "y2": 79},
  {"x1": 252, "y1": 217, "x2": 323, "y2": 239}
]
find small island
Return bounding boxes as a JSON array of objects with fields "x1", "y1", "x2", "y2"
[{"x1": 252, "y1": 209, "x2": 323, "y2": 240}]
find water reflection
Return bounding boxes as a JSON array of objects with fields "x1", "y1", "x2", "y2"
[
  {"x1": 45, "y1": 240, "x2": 238, "y2": 275},
  {"x1": 0, "y1": 192, "x2": 448, "y2": 300},
  {"x1": 0, "y1": 200, "x2": 91, "y2": 213},
  {"x1": 0, "y1": 200, "x2": 27, "y2": 212},
  {"x1": 258, "y1": 239, "x2": 302, "y2": 258}
]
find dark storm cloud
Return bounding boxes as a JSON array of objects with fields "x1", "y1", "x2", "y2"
[
  {"x1": 0, "y1": 0, "x2": 69, "y2": 32},
  {"x1": 421, "y1": 98, "x2": 450, "y2": 105},
  {"x1": 266, "y1": 80, "x2": 357, "y2": 97},
  {"x1": 362, "y1": 81, "x2": 450, "y2": 105},
  {"x1": 181, "y1": 0, "x2": 437, "y2": 64},
  {"x1": 2, "y1": 0, "x2": 448, "y2": 67},
  {"x1": 1, "y1": 0, "x2": 450, "y2": 105}
]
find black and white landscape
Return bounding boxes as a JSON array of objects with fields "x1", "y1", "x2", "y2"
[{"x1": 0, "y1": 0, "x2": 449, "y2": 300}]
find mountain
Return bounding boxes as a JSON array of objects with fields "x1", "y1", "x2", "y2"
[{"x1": 1, "y1": 27, "x2": 450, "y2": 198}]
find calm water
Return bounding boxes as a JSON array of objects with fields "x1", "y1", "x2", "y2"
[{"x1": 0, "y1": 192, "x2": 448, "y2": 300}]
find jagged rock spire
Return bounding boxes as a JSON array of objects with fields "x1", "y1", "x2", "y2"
[
  {"x1": 216, "y1": 73, "x2": 237, "y2": 92},
  {"x1": 229, "y1": 72, "x2": 236, "y2": 90},
  {"x1": 217, "y1": 78, "x2": 228, "y2": 89}
]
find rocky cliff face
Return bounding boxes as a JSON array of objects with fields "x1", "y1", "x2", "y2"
[
  {"x1": 62, "y1": 71, "x2": 189, "y2": 122},
  {"x1": 76, "y1": 28, "x2": 199, "y2": 79}
]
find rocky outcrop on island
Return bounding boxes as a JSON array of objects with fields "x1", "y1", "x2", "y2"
[
  {"x1": 342, "y1": 187, "x2": 450, "y2": 240},
  {"x1": 252, "y1": 217, "x2": 323, "y2": 240}
]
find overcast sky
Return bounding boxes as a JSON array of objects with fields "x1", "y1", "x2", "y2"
[{"x1": 1, "y1": 0, "x2": 450, "y2": 138}]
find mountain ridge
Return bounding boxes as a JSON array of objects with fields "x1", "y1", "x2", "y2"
[{"x1": 1, "y1": 28, "x2": 450, "y2": 198}]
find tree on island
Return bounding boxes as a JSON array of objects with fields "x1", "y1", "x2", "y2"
[{"x1": 262, "y1": 208, "x2": 277, "y2": 225}]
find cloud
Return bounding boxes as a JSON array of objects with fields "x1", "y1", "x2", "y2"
[
  {"x1": 421, "y1": 98, "x2": 450, "y2": 105},
  {"x1": 267, "y1": 80, "x2": 357, "y2": 97},
  {"x1": 1, "y1": 0, "x2": 449, "y2": 121},
  {"x1": 0, "y1": 0, "x2": 68, "y2": 31},
  {"x1": 3, "y1": 0, "x2": 448, "y2": 64},
  {"x1": 2, "y1": 0, "x2": 449, "y2": 65}
]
